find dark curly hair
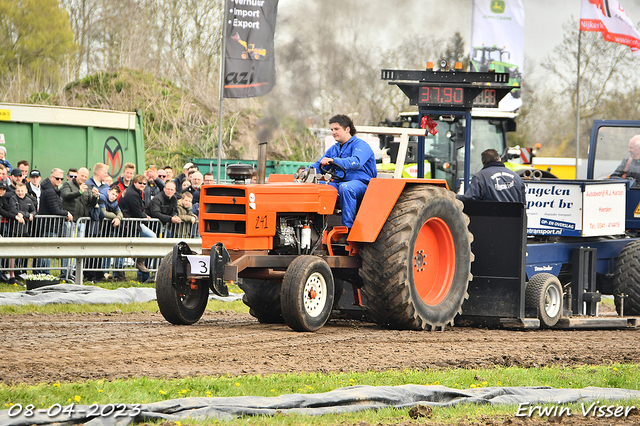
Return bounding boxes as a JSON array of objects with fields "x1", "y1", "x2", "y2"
[{"x1": 329, "y1": 114, "x2": 356, "y2": 136}]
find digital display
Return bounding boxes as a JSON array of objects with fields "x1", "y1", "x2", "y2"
[
  {"x1": 418, "y1": 86, "x2": 464, "y2": 106},
  {"x1": 471, "y1": 89, "x2": 498, "y2": 107}
]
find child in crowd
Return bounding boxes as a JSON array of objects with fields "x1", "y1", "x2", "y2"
[{"x1": 176, "y1": 191, "x2": 197, "y2": 238}]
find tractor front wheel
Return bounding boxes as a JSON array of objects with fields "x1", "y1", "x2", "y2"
[
  {"x1": 525, "y1": 273, "x2": 563, "y2": 328},
  {"x1": 280, "y1": 256, "x2": 335, "y2": 332},
  {"x1": 360, "y1": 185, "x2": 472, "y2": 330},
  {"x1": 156, "y1": 252, "x2": 209, "y2": 325}
]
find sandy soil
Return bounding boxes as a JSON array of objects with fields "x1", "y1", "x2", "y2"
[{"x1": 2, "y1": 309, "x2": 639, "y2": 386}]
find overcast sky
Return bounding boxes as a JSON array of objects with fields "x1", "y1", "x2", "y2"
[{"x1": 276, "y1": 0, "x2": 640, "y2": 63}]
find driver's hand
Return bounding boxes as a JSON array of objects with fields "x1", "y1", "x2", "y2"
[{"x1": 320, "y1": 157, "x2": 333, "y2": 166}]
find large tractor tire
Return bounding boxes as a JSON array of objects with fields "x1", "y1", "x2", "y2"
[
  {"x1": 359, "y1": 185, "x2": 473, "y2": 330},
  {"x1": 280, "y1": 256, "x2": 335, "y2": 332},
  {"x1": 156, "y1": 252, "x2": 209, "y2": 325},
  {"x1": 238, "y1": 278, "x2": 284, "y2": 324},
  {"x1": 613, "y1": 240, "x2": 640, "y2": 315},
  {"x1": 525, "y1": 273, "x2": 563, "y2": 328}
]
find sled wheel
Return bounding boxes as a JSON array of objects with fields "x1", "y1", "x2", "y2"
[
  {"x1": 238, "y1": 278, "x2": 284, "y2": 323},
  {"x1": 281, "y1": 256, "x2": 334, "y2": 332},
  {"x1": 613, "y1": 240, "x2": 640, "y2": 315},
  {"x1": 360, "y1": 185, "x2": 472, "y2": 330},
  {"x1": 525, "y1": 273, "x2": 563, "y2": 328},
  {"x1": 156, "y1": 252, "x2": 208, "y2": 325}
]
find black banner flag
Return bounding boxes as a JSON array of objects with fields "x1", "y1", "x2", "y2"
[{"x1": 223, "y1": 0, "x2": 279, "y2": 98}]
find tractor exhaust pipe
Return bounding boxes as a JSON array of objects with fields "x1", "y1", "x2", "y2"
[{"x1": 257, "y1": 141, "x2": 267, "y2": 184}]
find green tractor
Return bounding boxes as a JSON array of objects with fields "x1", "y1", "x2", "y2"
[{"x1": 470, "y1": 46, "x2": 521, "y2": 99}]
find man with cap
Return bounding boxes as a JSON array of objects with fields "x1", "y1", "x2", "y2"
[
  {"x1": 173, "y1": 162, "x2": 195, "y2": 189},
  {"x1": 6, "y1": 168, "x2": 24, "y2": 197},
  {"x1": 27, "y1": 170, "x2": 41, "y2": 210}
]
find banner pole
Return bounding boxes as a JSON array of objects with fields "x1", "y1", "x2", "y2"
[
  {"x1": 575, "y1": 28, "x2": 581, "y2": 179},
  {"x1": 216, "y1": 6, "x2": 229, "y2": 184}
]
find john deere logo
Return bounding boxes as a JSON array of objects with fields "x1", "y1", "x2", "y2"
[
  {"x1": 490, "y1": 0, "x2": 505, "y2": 13},
  {"x1": 104, "y1": 136, "x2": 123, "y2": 177}
]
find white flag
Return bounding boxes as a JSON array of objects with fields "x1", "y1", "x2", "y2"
[
  {"x1": 470, "y1": 0, "x2": 525, "y2": 111},
  {"x1": 580, "y1": 0, "x2": 640, "y2": 56}
]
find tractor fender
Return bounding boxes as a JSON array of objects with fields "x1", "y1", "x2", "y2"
[{"x1": 348, "y1": 178, "x2": 449, "y2": 243}]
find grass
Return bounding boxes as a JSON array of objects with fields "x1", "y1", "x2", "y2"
[{"x1": 2, "y1": 365, "x2": 640, "y2": 425}]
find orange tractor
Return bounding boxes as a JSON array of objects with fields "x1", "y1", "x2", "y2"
[{"x1": 156, "y1": 69, "x2": 514, "y2": 332}]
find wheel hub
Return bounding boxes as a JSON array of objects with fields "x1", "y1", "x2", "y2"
[
  {"x1": 303, "y1": 272, "x2": 327, "y2": 318},
  {"x1": 414, "y1": 250, "x2": 425, "y2": 272}
]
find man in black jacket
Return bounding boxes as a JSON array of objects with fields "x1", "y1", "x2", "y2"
[
  {"x1": 457, "y1": 149, "x2": 526, "y2": 204},
  {"x1": 148, "y1": 180, "x2": 180, "y2": 226},
  {"x1": 36, "y1": 169, "x2": 73, "y2": 275},
  {"x1": 119, "y1": 174, "x2": 156, "y2": 277}
]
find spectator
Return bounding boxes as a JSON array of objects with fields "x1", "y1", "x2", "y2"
[
  {"x1": 157, "y1": 169, "x2": 168, "y2": 183},
  {"x1": 119, "y1": 173, "x2": 156, "y2": 279},
  {"x1": 173, "y1": 162, "x2": 194, "y2": 189},
  {"x1": 0, "y1": 147, "x2": 12, "y2": 173},
  {"x1": 190, "y1": 171, "x2": 203, "y2": 202},
  {"x1": 0, "y1": 164, "x2": 9, "y2": 187},
  {"x1": 180, "y1": 179, "x2": 191, "y2": 195},
  {"x1": 7, "y1": 168, "x2": 23, "y2": 195},
  {"x1": 163, "y1": 166, "x2": 174, "y2": 181},
  {"x1": 60, "y1": 167, "x2": 99, "y2": 231},
  {"x1": 148, "y1": 180, "x2": 180, "y2": 231},
  {"x1": 203, "y1": 172, "x2": 214, "y2": 186},
  {"x1": 38, "y1": 168, "x2": 72, "y2": 220},
  {"x1": 250, "y1": 170, "x2": 258, "y2": 184},
  {"x1": 66, "y1": 168, "x2": 78, "y2": 182},
  {"x1": 116, "y1": 162, "x2": 135, "y2": 202},
  {"x1": 86, "y1": 162, "x2": 110, "y2": 220},
  {"x1": 9, "y1": 182, "x2": 36, "y2": 236},
  {"x1": 27, "y1": 170, "x2": 42, "y2": 210},
  {"x1": 98, "y1": 184, "x2": 125, "y2": 281},
  {"x1": 17, "y1": 160, "x2": 29, "y2": 182},
  {"x1": 104, "y1": 175, "x2": 113, "y2": 186},
  {"x1": 177, "y1": 191, "x2": 197, "y2": 237},
  {"x1": 34, "y1": 168, "x2": 72, "y2": 275},
  {"x1": 143, "y1": 166, "x2": 165, "y2": 205},
  {"x1": 0, "y1": 181, "x2": 21, "y2": 284}
]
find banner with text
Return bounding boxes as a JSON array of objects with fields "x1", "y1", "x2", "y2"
[
  {"x1": 580, "y1": 0, "x2": 640, "y2": 56},
  {"x1": 224, "y1": 0, "x2": 279, "y2": 98},
  {"x1": 470, "y1": 0, "x2": 524, "y2": 111}
]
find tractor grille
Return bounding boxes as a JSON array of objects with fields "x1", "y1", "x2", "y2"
[{"x1": 202, "y1": 186, "x2": 247, "y2": 235}]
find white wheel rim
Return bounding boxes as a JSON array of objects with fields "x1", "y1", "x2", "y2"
[
  {"x1": 544, "y1": 285, "x2": 562, "y2": 318},
  {"x1": 303, "y1": 272, "x2": 327, "y2": 318}
]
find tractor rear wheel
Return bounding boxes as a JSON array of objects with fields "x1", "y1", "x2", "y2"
[
  {"x1": 359, "y1": 185, "x2": 472, "y2": 330},
  {"x1": 238, "y1": 278, "x2": 284, "y2": 324},
  {"x1": 613, "y1": 240, "x2": 640, "y2": 315},
  {"x1": 280, "y1": 256, "x2": 335, "y2": 332},
  {"x1": 156, "y1": 252, "x2": 209, "y2": 325},
  {"x1": 525, "y1": 273, "x2": 563, "y2": 328}
]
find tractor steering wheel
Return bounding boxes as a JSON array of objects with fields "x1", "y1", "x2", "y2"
[{"x1": 320, "y1": 161, "x2": 347, "y2": 180}]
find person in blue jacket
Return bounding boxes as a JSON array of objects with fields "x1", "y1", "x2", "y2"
[{"x1": 311, "y1": 114, "x2": 377, "y2": 228}]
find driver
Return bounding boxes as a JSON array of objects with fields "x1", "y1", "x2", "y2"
[
  {"x1": 610, "y1": 135, "x2": 640, "y2": 183},
  {"x1": 310, "y1": 114, "x2": 377, "y2": 229}
]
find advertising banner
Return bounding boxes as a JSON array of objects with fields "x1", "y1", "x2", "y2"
[
  {"x1": 580, "y1": 0, "x2": 640, "y2": 56},
  {"x1": 223, "y1": 0, "x2": 279, "y2": 98},
  {"x1": 470, "y1": 0, "x2": 524, "y2": 111}
]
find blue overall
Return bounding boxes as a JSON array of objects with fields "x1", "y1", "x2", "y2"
[{"x1": 311, "y1": 136, "x2": 377, "y2": 228}]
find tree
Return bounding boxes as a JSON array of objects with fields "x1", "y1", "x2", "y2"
[{"x1": 0, "y1": 0, "x2": 76, "y2": 88}]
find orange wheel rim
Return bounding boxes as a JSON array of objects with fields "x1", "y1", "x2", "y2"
[{"x1": 413, "y1": 217, "x2": 455, "y2": 305}]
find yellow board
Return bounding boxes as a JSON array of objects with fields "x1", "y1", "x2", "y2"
[
  {"x1": 0, "y1": 109, "x2": 10, "y2": 121},
  {"x1": 634, "y1": 202, "x2": 640, "y2": 218}
]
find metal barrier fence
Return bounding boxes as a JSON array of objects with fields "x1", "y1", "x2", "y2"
[{"x1": 0, "y1": 215, "x2": 200, "y2": 282}]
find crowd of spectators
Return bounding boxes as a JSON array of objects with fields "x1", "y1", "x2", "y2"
[{"x1": 0, "y1": 153, "x2": 204, "y2": 285}]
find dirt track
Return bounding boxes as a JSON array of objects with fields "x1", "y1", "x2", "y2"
[{"x1": 2, "y1": 309, "x2": 639, "y2": 385}]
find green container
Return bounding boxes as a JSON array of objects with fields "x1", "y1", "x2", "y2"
[
  {"x1": 0, "y1": 103, "x2": 145, "y2": 178},
  {"x1": 191, "y1": 158, "x2": 310, "y2": 182}
]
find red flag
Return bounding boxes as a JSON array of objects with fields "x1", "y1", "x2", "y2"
[
  {"x1": 580, "y1": 0, "x2": 640, "y2": 56},
  {"x1": 420, "y1": 116, "x2": 438, "y2": 136}
]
